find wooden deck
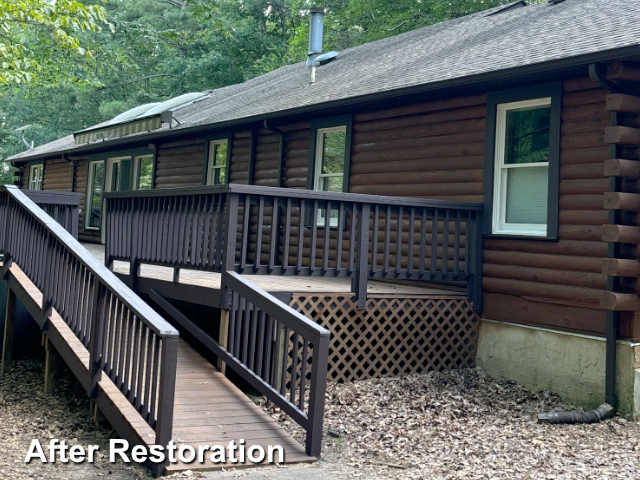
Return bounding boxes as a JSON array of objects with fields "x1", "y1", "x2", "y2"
[
  {"x1": 5, "y1": 262, "x2": 314, "y2": 473},
  {"x1": 83, "y1": 242, "x2": 464, "y2": 298}
]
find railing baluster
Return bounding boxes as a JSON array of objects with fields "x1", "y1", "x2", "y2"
[
  {"x1": 443, "y1": 210, "x2": 450, "y2": 278},
  {"x1": 396, "y1": 206, "x2": 403, "y2": 275},
  {"x1": 290, "y1": 333, "x2": 299, "y2": 405},
  {"x1": 322, "y1": 201, "x2": 331, "y2": 273},
  {"x1": 337, "y1": 203, "x2": 345, "y2": 273},
  {"x1": 283, "y1": 198, "x2": 292, "y2": 271},
  {"x1": 280, "y1": 327, "x2": 290, "y2": 396},
  {"x1": 431, "y1": 209, "x2": 438, "y2": 278},
  {"x1": 255, "y1": 196, "x2": 265, "y2": 273},
  {"x1": 297, "y1": 200, "x2": 306, "y2": 272},
  {"x1": 454, "y1": 210, "x2": 461, "y2": 277},
  {"x1": 384, "y1": 205, "x2": 391, "y2": 274},
  {"x1": 310, "y1": 201, "x2": 319, "y2": 272},
  {"x1": 408, "y1": 208, "x2": 415, "y2": 276}
]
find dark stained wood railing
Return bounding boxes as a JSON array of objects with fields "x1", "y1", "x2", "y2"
[
  {"x1": 105, "y1": 185, "x2": 483, "y2": 310},
  {"x1": 0, "y1": 186, "x2": 179, "y2": 467},
  {"x1": 22, "y1": 190, "x2": 81, "y2": 239},
  {"x1": 150, "y1": 271, "x2": 330, "y2": 457}
]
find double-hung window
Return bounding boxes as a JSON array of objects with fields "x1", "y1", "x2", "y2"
[
  {"x1": 204, "y1": 134, "x2": 231, "y2": 186},
  {"x1": 308, "y1": 116, "x2": 352, "y2": 227},
  {"x1": 484, "y1": 84, "x2": 561, "y2": 239},
  {"x1": 28, "y1": 164, "x2": 43, "y2": 190}
]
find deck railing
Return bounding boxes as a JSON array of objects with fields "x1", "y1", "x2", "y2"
[
  {"x1": 150, "y1": 271, "x2": 330, "y2": 456},
  {"x1": 0, "y1": 186, "x2": 179, "y2": 467},
  {"x1": 22, "y1": 190, "x2": 81, "y2": 239},
  {"x1": 105, "y1": 185, "x2": 483, "y2": 310}
]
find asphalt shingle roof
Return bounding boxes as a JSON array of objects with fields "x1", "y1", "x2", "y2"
[{"x1": 10, "y1": 0, "x2": 640, "y2": 162}]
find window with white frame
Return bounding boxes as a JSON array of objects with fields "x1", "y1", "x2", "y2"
[
  {"x1": 492, "y1": 97, "x2": 552, "y2": 236},
  {"x1": 134, "y1": 155, "x2": 154, "y2": 190},
  {"x1": 29, "y1": 164, "x2": 43, "y2": 190},
  {"x1": 313, "y1": 125, "x2": 348, "y2": 227},
  {"x1": 206, "y1": 139, "x2": 228, "y2": 185},
  {"x1": 313, "y1": 126, "x2": 347, "y2": 193}
]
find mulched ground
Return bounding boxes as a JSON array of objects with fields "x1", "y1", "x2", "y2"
[
  {"x1": 0, "y1": 358, "x2": 150, "y2": 480},
  {"x1": 3, "y1": 357, "x2": 640, "y2": 480},
  {"x1": 264, "y1": 368, "x2": 640, "y2": 480}
]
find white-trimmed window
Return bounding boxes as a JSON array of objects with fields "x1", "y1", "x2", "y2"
[
  {"x1": 313, "y1": 126, "x2": 347, "y2": 194},
  {"x1": 134, "y1": 155, "x2": 154, "y2": 190},
  {"x1": 86, "y1": 160, "x2": 105, "y2": 230},
  {"x1": 492, "y1": 97, "x2": 552, "y2": 237},
  {"x1": 28, "y1": 164, "x2": 43, "y2": 190},
  {"x1": 313, "y1": 125, "x2": 348, "y2": 227},
  {"x1": 206, "y1": 139, "x2": 229, "y2": 185}
]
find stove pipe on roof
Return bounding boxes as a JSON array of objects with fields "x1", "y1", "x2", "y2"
[{"x1": 307, "y1": 6, "x2": 338, "y2": 83}]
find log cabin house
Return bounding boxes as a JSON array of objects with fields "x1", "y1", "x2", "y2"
[{"x1": 4, "y1": 0, "x2": 640, "y2": 473}]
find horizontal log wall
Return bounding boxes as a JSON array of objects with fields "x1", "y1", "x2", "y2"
[
  {"x1": 482, "y1": 78, "x2": 612, "y2": 334},
  {"x1": 24, "y1": 73, "x2": 639, "y2": 338},
  {"x1": 350, "y1": 95, "x2": 486, "y2": 203},
  {"x1": 155, "y1": 137, "x2": 206, "y2": 189}
]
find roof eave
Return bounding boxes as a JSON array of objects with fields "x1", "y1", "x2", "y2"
[{"x1": 10, "y1": 44, "x2": 640, "y2": 166}]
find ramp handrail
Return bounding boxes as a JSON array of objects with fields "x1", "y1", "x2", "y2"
[
  {"x1": 150, "y1": 270, "x2": 330, "y2": 457},
  {"x1": 0, "y1": 186, "x2": 178, "y2": 456}
]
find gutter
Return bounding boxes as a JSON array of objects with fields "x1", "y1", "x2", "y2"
[{"x1": 9, "y1": 44, "x2": 640, "y2": 165}]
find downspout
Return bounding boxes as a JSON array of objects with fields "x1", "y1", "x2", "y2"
[
  {"x1": 262, "y1": 120, "x2": 285, "y2": 188},
  {"x1": 539, "y1": 63, "x2": 619, "y2": 424}
]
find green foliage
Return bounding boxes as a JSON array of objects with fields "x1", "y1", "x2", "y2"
[{"x1": 0, "y1": 0, "x2": 111, "y2": 87}]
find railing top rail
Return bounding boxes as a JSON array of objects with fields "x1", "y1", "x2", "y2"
[
  {"x1": 19, "y1": 189, "x2": 83, "y2": 206},
  {"x1": 224, "y1": 271, "x2": 330, "y2": 341},
  {"x1": 2, "y1": 186, "x2": 178, "y2": 337},
  {"x1": 104, "y1": 184, "x2": 483, "y2": 212}
]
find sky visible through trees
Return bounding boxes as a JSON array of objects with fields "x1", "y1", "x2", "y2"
[{"x1": 0, "y1": 0, "x2": 544, "y2": 181}]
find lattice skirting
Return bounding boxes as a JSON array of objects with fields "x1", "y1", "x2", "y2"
[{"x1": 289, "y1": 294, "x2": 480, "y2": 383}]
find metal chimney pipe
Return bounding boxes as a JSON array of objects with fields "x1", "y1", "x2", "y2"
[
  {"x1": 307, "y1": 6, "x2": 325, "y2": 82},
  {"x1": 308, "y1": 7, "x2": 325, "y2": 58}
]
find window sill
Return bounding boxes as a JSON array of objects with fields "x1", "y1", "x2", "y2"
[{"x1": 483, "y1": 233, "x2": 558, "y2": 242}]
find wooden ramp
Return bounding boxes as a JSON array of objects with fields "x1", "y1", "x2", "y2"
[
  {"x1": 4, "y1": 263, "x2": 313, "y2": 474},
  {"x1": 168, "y1": 340, "x2": 313, "y2": 472}
]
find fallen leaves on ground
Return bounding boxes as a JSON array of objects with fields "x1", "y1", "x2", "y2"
[{"x1": 263, "y1": 368, "x2": 640, "y2": 480}]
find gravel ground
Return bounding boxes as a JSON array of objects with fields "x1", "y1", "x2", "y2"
[
  {"x1": 3, "y1": 358, "x2": 640, "y2": 480},
  {"x1": 263, "y1": 368, "x2": 640, "y2": 480}
]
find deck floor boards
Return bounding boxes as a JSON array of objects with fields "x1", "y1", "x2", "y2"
[{"x1": 83, "y1": 242, "x2": 464, "y2": 296}]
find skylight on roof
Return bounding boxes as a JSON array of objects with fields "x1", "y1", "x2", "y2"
[{"x1": 73, "y1": 92, "x2": 209, "y2": 145}]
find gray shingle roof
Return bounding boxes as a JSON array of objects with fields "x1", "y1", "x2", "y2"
[{"x1": 10, "y1": 0, "x2": 640, "y2": 162}]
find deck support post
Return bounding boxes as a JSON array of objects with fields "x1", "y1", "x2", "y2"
[
  {"x1": 217, "y1": 310, "x2": 229, "y2": 374},
  {"x1": 153, "y1": 335, "x2": 178, "y2": 478},
  {"x1": 306, "y1": 333, "x2": 329, "y2": 457},
  {"x1": 2, "y1": 288, "x2": 16, "y2": 374},
  {"x1": 351, "y1": 203, "x2": 370, "y2": 310},
  {"x1": 43, "y1": 334, "x2": 58, "y2": 395}
]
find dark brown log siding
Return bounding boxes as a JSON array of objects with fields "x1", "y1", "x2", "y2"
[
  {"x1": 22, "y1": 75, "x2": 626, "y2": 337},
  {"x1": 155, "y1": 137, "x2": 206, "y2": 189},
  {"x1": 350, "y1": 94, "x2": 486, "y2": 203},
  {"x1": 483, "y1": 77, "x2": 612, "y2": 335}
]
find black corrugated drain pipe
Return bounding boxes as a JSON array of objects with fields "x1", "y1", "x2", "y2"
[{"x1": 538, "y1": 403, "x2": 615, "y2": 424}]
